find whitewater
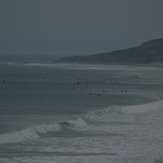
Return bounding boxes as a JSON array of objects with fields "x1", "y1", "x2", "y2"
[{"x1": 0, "y1": 63, "x2": 163, "y2": 163}]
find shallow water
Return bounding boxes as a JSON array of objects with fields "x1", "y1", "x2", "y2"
[{"x1": 0, "y1": 63, "x2": 163, "y2": 163}]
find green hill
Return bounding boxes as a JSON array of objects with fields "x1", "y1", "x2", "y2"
[{"x1": 57, "y1": 38, "x2": 163, "y2": 65}]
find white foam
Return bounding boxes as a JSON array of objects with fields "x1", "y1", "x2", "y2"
[
  {"x1": 34, "y1": 123, "x2": 61, "y2": 134},
  {"x1": 0, "y1": 128, "x2": 39, "y2": 144},
  {"x1": 0, "y1": 124, "x2": 61, "y2": 144},
  {"x1": 85, "y1": 106, "x2": 121, "y2": 120},
  {"x1": 0, "y1": 118, "x2": 88, "y2": 144},
  {"x1": 62, "y1": 118, "x2": 88, "y2": 130},
  {"x1": 121, "y1": 100, "x2": 163, "y2": 114},
  {"x1": 0, "y1": 123, "x2": 63, "y2": 144},
  {"x1": 85, "y1": 101, "x2": 163, "y2": 121}
]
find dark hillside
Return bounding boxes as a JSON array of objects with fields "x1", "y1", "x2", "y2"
[{"x1": 57, "y1": 38, "x2": 163, "y2": 65}]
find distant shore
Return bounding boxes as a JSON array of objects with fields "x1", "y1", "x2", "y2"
[{"x1": 57, "y1": 38, "x2": 163, "y2": 65}]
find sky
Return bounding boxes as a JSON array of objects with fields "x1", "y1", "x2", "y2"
[{"x1": 0, "y1": 0, "x2": 163, "y2": 57}]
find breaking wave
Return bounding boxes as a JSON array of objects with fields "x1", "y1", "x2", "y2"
[
  {"x1": 0, "y1": 128, "x2": 39, "y2": 144},
  {"x1": 1, "y1": 100, "x2": 163, "y2": 145},
  {"x1": 85, "y1": 100, "x2": 163, "y2": 120},
  {"x1": 120, "y1": 100, "x2": 163, "y2": 114},
  {"x1": 0, "y1": 118, "x2": 88, "y2": 144}
]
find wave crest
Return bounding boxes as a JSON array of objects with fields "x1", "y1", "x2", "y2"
[
  {"x1": 0, "y1": 118, "x2": 88, "y2": 144},
  {"x1": 85, "y1": 100, "x2": 163, "y2": 120},
  {"x1": 0, "y1": 128, "x2": 39, "y2": 144}
]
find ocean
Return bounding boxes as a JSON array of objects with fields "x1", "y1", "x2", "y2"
[{"x1": 0, "y1": 63, "x2": 163, "y2": 163}]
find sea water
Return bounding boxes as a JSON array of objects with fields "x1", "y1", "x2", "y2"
[{"x1": 0, "y1": 63, "x2": 163, "y2": 163}]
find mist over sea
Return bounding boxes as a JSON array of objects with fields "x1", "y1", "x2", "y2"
[{"x1": 0, "y1": 63, "x2": 163, "y2": 163}]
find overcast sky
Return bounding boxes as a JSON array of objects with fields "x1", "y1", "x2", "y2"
[{"x1": 0, "y1": 0, "x2": 163, "y2": 56}]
